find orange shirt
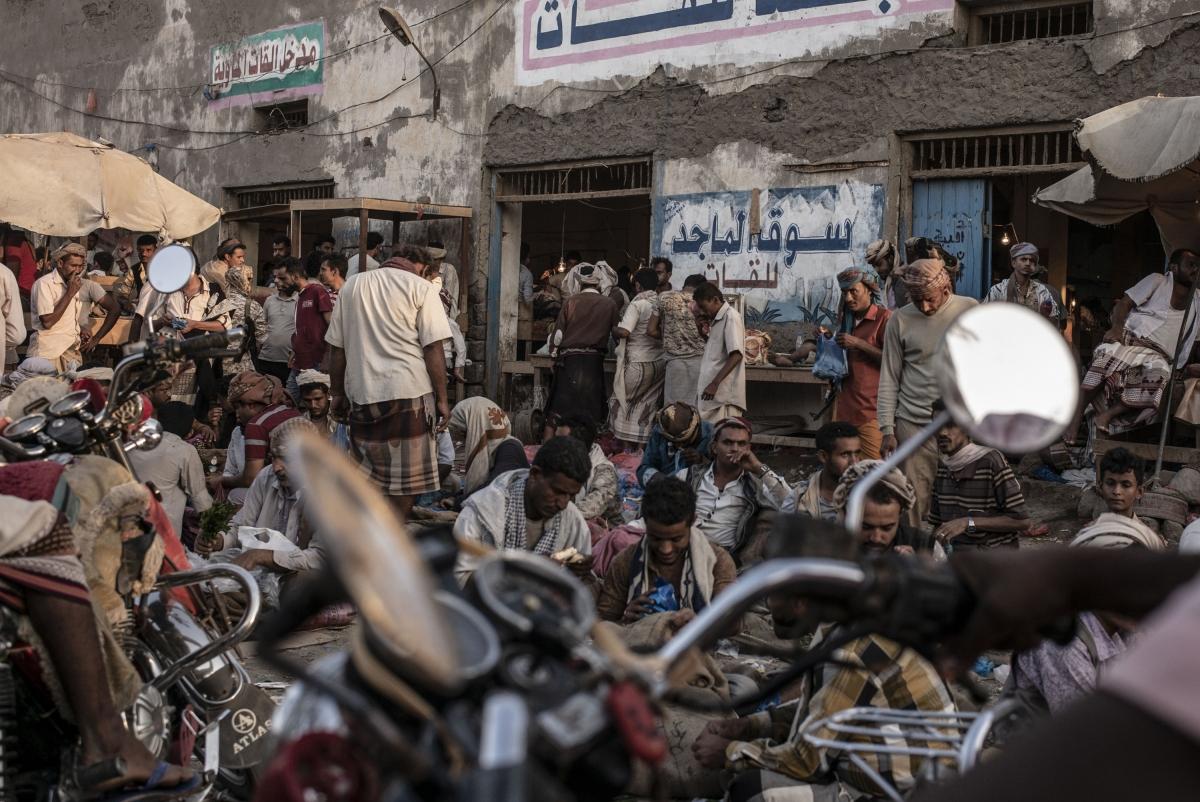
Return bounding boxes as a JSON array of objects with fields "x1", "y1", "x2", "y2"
[{"x1": 835, "y1": 304, "x2": 891, "y2": 425}]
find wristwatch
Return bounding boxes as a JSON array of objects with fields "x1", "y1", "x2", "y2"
[{"x1": 966, "y1": 514, "x2": 978, "y2": 535}]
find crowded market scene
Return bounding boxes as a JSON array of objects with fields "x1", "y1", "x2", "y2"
[{"x1": 1, "y1": 1, "x2": 1200, "y2": 800}]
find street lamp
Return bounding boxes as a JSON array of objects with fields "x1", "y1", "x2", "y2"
[{"x1": 378, "y1": 7, "x2": 441, "y2": 120}]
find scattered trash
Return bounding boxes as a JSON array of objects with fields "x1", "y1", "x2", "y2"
[
  {"x1": 992, "y1": 664, "x2": 1011, "y2": 685},
  {"x1": 971, "y1": 656, "x2": 995, "y2": 678}
]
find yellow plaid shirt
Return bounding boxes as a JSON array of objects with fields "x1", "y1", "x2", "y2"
[{"x1": 726, "y1": 628, "x2": 955, "y2": 798}]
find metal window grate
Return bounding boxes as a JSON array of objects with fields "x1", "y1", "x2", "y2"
[
  {"x1": 255, "y1": 99, "x2": 309, "y2": 132},
  {"x1": 232, "y1": 180, "x2": 335, "y2": 209},
  {"x1": 912, "y1": 129, "x2": 1083, "y2": 175},
  {"x1": 497, "y1": 158, "x2": 652, "y2": 202},
  {"x1": 980, "y1": 3, "x2": 1093, "y2": 44}
]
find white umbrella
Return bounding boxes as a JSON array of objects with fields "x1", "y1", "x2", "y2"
[
  {"x1": 1033, "y1": 95, "x2": 1200, "y2": 252},
  {"x1": 0, "y1": 131, "x2": 220, "y2": 239}
]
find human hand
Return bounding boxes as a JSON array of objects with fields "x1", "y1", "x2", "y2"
[
  {"x1": 231, "y1": 549, "x2": 274, "y2": 571},
  {"x1": 772, "y1": 355, "x2": 794, "y2": 367},
  {"x1": 66, "y1": 275, "x2": 82, "y2": 297},
  {"x1": 205, "y1": 473, "x2": 224, "y2": 494},
  {"x1": 80, "y1": 331, "x2": 96, "y2": 353},
  {"x1": 206, "y1": 406, "x2": 224, "y2": 429},
  {"x1": 894, "y1": 545, "x2": 915, "y2": 557},
  {"x1": 666, "y1": 608, "x2": 695, "y2": 633},
  {"x1": 702, "y1": 382, "x2": 719, "y2": 401},
  {"x1": 738, "y1": 449, "x2": 764, "y2": 476},
  {"x1": 561, "y1": 553, "x2": 594, "y2": 579},
  {"x1": 934, "y1": 518, "x2": 971, "y2": 544},
  {"x1": 193, "y1": 530, "x2": 221, "y2": 557},
  {"x1": 881, "y1": 434, "x2": 898, "y2": 458},
  {"x1": 835, "y1": 333, "x2": 865, "y2": 351},
  {"x1": 436, "y1": 398, "x2": 451, "y2": 432},
  {"x1": 691, "y1": 727, "x2": 733, "y2": 770},
  {"x1": 681, "y1": 447, "x2": 703, "y2": 466},
  {"x1": 1102, "y1": 326, "x2": 1124, "y2": 344},
  {"x1": 452, "y1": 368, "x2": 466, "y2": 384},
  {"x1": 622, "y1": 594, "x2": 653, "y2": 624},
  {"x1": 179, "y1": 320, "x2": 198, "y2": 335}
]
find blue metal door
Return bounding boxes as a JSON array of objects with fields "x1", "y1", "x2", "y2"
[{"x1": 911, "y1": 179, "x2": 991, "y2": 299}]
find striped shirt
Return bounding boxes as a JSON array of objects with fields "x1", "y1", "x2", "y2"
[
  {"x1": 726, "y1": 629, "x2": 955, "y2": 798},
  {"x1": 243, "y1": 404, "x2": 301, "y2": 462},
  {"x1": 928, "y1": 449, "x2": 1027, "y2": 549}
]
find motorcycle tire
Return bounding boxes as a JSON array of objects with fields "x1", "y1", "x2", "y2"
[{"x1": 0, "y1": 663, "x2": 18, "y2": 802}]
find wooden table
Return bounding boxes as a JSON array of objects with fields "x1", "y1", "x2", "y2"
[{"x1": 86, "y1": 315, "x2": 133, "y2": 346}]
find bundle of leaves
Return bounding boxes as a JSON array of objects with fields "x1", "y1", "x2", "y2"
[{"x1": 199, "y1": 501, "x2": 237, "y2": 545}]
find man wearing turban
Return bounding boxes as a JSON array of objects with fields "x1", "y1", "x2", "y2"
[
  {"x1": 877, "y1": 257, "x2": 977, "y2": 526},
  {"x1": 833, "y1": 264, "x2": 892, "y2": 459},
  {"x1": 984, "y1": 242, "x2": 1061, "y2": 324}
]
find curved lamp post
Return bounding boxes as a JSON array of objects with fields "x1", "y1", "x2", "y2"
[{"x1": 378, "y1": 7, "x2": 441, "y2": 120}]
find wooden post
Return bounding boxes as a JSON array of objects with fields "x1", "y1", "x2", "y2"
[
  {"x1": 458, "y1": 218, "x2": 471, "y2": 330},
  {"x1": 358, "y1": 208, "x2": 370, "y2": 273},
  {"x1": 290, "y1": 208, "x2": 302, "y2": 259}
]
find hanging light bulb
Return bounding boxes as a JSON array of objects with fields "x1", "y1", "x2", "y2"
[{"x1": 1001, "y1": 232, "x2": 1010, "y2": 245}]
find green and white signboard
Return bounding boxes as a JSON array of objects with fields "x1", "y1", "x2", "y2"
[{"x1": 209, "y1": 20, "x2": 325, "y2": 108}]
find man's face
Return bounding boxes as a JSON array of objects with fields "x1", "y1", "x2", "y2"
[
  {"x1": 319, "y1": 241, "x2": 335, "y2": 256},
  {"x1": 767, "y1": 593, "x2": 814, "y2": 639},
  {"x1": 936, "y1": 423, "x2": 969, "y2": 455},
  {"x1": 860, "y1": 498, "x2": 902, "y2": 555},
  {"x1": 526, "y1": 467, "x2": 582, "y2": 519},
  {"x1": 302, "y1": 387, "x2": 330, "y2": 419},
  {"x1": 843, "y1": 281, "x2": 872, "y2": 314},
  {"x1": 654, "y1": 262, "x2": 672, "y2": 290},
  {"x1": 645, "y1": 517, "x2": 692, "y2": 568},
  {"x1": 147, "y1": 379, "x2": 172, "y2": 408},
  {"x1": 712, "y1": 426, "x2": 750, "y2": 470},
  {"x1": 696, "y1": 296, "x2": 722, "y2": 318},
  {"x1": 272, "y1": 242, "x2": 289, "y2": 259},
  {"x1": 137, "y1": 243, "x2": 157, "y2": 265},
  {"x1": 234, "y1": 398, "x2": 267, "y2": 426},
  {"x1": 58, "y1": 255, "x2": 85, "y2": 281},
  {"x1": 318, "y1": 262, "x2": 340, "y2": 288},
  {"x1": 223, "y1": 247, "x2": 246, "y2": 270},
  {"x1": 820, "y1": 436, "x2": 861, "y2": 480},
  {"x1": 1100, "y1": 469, "x2": 1143, "y2": 515},
  {"x1": 916, "y1": 286, "x2": 952, "y2": 317},
  {"x1": 273, "y1": 267, "x2": 293, "y2": 293},
  {"x1": 1011, "y1": 254, "x2": 1038, "y2": 279},
  {"x1": 1172, "y1": 250, "x2": 1200, "y2": 289},
  {"x1": 271, "y1": 456, "x2": 290, "y2": 489}
]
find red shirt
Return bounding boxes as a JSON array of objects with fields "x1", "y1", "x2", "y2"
[
  {"x1": 835, "y1": 304, "x2": 891, "y2": 425},
  {"x1": 291, "y1": 282, "x2": 333, "y2": 369},
  {"x1": 243, "y1": 404, "x2": 301, "y2": 462}
]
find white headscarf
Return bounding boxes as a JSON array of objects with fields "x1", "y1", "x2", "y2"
[
  {"x1": 1071, "y1": 512, "x2": 1166, "y2": 551},
  {"x1": 448, "y1": 397, "x2": 522, "y2": 494}
]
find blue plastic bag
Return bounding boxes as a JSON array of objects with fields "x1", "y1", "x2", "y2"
[
  {"x1": 812, "y1": 330, "x2": 848, "y2": 382},
  {"x1": 645, "y1": 577, "x2": 681, "y2": 614}
]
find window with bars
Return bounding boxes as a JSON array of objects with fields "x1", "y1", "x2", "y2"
[
  {"x1": 232, "y1": 180, "x2": 335, "y2": 209},
  {"x1": 254, "y1": 99, "x2": 309, "y2": 132},
  {"x1": 976, "y1": 2, "x2": 1094, "y2": 44},
  {"x1": 910, "y1": 128, "x2": 1083, "y2": 175},
  {"x1": 496, "y1": 158, "x2": 652, "y2": 202}
]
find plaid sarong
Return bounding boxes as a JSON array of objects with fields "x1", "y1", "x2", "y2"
[
  {"x1": 1082, "y1": 338, "x2": 1171, "y2": 434},
  {"x1": 609, "y1": 359, "x2": 665, "y2": 445},
  {"x1": 347, "y1": 393, "x2": 438, "y2": 497}
]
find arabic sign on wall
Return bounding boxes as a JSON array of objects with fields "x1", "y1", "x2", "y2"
[
  {"x1": 653, "y1": 181, "x2": 885, "y2": 325},
  {"x1": 209, "y1": 20, "x2": 325, "y2": 108},
  {"x1": 517, "y1": 0, "x2": 954, "y2": 86}
]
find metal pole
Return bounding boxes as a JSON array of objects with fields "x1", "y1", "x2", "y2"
[{"x1": 844, "y1": 411, "x2": 951, "y2": 536}]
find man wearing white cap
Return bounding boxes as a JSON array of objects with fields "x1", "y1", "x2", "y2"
[
  {"x1": 294, "y1": 368, "x2": 348, "y2": 448},
  {"x1": 426, "y1": 241, "x2": 459, "y2": 320},
  {"x1": 985, "y1": 242, "x2": 1061, "y2": 323}
]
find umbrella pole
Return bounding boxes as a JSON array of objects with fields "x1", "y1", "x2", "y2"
[{"x1": 1154, "y1": 284, "x2": 1196, "y2": 481}]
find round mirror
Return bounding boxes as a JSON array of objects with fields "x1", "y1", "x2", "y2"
[
  {"x1": 135, "y1": 418, "x2": 163, "y2": 450},
  {"x1": 938, "y1": 304, "x2": 1079, "y2": 453},
  {"x1": 288, "y1": 430, "x2": 461, "y2": 692},
  {"x1": 48, "y1": 390, "x2": 93, "y2": 418},
  {"x1": 147, "y1": 244, "x2": 195, "y2": 294},
  {"x1": 4, "y1": 413, "x2": 48, "y2": 440}
]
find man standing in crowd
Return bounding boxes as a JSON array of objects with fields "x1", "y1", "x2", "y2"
[
  {"x1": 878, "y1": 259, "x2": 978, "y2": 525},
  {"x1": 304, "y1": 235, "x2": 337, "y2": 278},
  {"x1": 271, "y1": 234, "x2": 292, "y2": 261},
  {"x1": 1078, "y1": 248, "x2": 1200, "y2": 436},
  {"x1": 287, "y1": 258, "x2": 333, "y2": 398},
  {"x1": 596, "y1": 476, "x2": 737, "y2": 626},
  {"x1": 29, "y1": 243, "x2": 86, "y2": 371},
  {"x1": 793, "y1": 421, "x2": 862, "y2": 521},
  {"x1": 0, "y1": 248, "x2": 24, "y2": 371},
  {"x1": 866, "y1": 238, "x2": 905, "y2": 310},
  {"x1": 255, "y1": 260, "x2": 299, "y2": 384},
  {"x1": 637, "y1": 401, "x2": 713, "y2": 486},
  {"x1": 427, "y1": 241, "x2": 460, "y2": 319},
  {"x1": 327, "y1": 243, "x2": 452, "y2": 518},
  {"x1": 454, "y1": 436, "x2": 594, "y2": 584},
  {"x1": 676, "y1": 417, "x2": 792, "y2": 559},
  {"x1": 694, "y1": 282, "x2": 746, "y2": 423},
  {"x1": 349, "y1": 231, "x2": 384, "y2": 277},
  {"x1": 610, "y1": 268, "x2": 666, "y2": 448},
  {"x1": 114, "y1": 234, "x2": 156, "y2": 314},
  {"x1": 833, "y1": 265, "x2": 891, "y2": 459},
  {"x1": 651, "y1": 273, "x2": 708, "y2": 407},
  {"x1": 546, "y1": 263, "x2": 621, "y2": 426},
  {"x1": 927, "y1": 400, "x2": 1029, "y2": 551},
  {"x1": 319, "y1": 253, "x2": 348, "y2": 303},
  {"x1": 986, "y1": 242, "x2": 1061, "y2": 323}
]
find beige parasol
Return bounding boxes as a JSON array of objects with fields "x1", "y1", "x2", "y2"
[
  {"x1": 1033, "y1": 96, "x2": 1200, "y2": 253},
  {"x1": 0, "y1": 131, "x2": 220, "y2": 238}
]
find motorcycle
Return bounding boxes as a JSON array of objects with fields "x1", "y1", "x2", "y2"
[
  {"x1": 0, "y1": 245, "x2": 275, "y2": 800},
  {"x1": 256, "y1": 302, "x2": 1080, "y2": 802}
]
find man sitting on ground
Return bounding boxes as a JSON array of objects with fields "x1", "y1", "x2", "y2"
[
  {"x1": 1078, "y1": 248, "x2": 1200, "y2": 436},
  {"x1": 454, "y1": 436, "x2": 595, "y2": 585},
  {"x1": 792, "y1": 422, "x2": 861, "y2": 521},
  {"x1": 928, "y1": 400, "x2": 1029, "y2": 551},
  {"x1": 597, "y1": 476, "x2": 737, "y2": 626},
  {"x1": 832, "y1": 460, "x2": 942, "y2": 558},
  {"x1": 692, "y1": 519, "x2": 955, "y2": 802},
  {"x1": 198, "y1": 417, "x2": 326, "y2": 576},
  {"x1": 555, "y1": 414, "x2": 620, "y2": 523},
  {"x1": 638, "y1": 401, "x2": 714, "y2": 487},
  {"x1": 675, "y1": 417, "x2": 793, "y2": 560},
  {"x1": 208, "y1": 371, "x2": 299, "y2": 499}
]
